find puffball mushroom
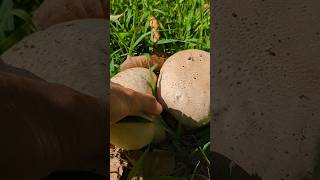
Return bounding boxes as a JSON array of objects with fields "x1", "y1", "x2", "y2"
[
  {"x1": 1, "y1": 19, "x2": 107, "y2": 99},
  {"x1": 157, "y1": 49, "x2": 210, "y2": 129},
  {"x1": 111, "y1": 67, "x2": 165, "y2": 150},
  {"x1": 212, "y1": 0, "x2": 320, "y2": 179}
]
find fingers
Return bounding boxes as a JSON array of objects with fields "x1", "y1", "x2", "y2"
[
  {"x1": 131, "y1": 91, "x2": 163, "y2": 117},
  {"x1": 110, "y1": 82, "x2": 163, "y2": 123}
]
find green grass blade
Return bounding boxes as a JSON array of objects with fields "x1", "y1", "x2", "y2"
[{"x1": 126, "y1": 145, "x2": 150, "y2": 180}]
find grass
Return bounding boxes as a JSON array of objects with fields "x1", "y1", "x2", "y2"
[
  {"x1": 110, "y1": 0, "x2": 210, "y2": 77},
  {"x1": 111, "y1": 0, "x2": 210, "y2": 179},
  {"x1": 0, "y1": 0, "x2": 42, "y2": 54}
]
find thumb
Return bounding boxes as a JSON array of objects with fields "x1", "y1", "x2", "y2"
[{"x1": 131, "y1": 92, "x2": 163, "y2": 117}]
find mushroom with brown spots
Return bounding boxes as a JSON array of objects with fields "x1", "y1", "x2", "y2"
[
  {"x1": 1, "y1": 19, "x2": 107, "y2": 99},
  {"x1": 157, "y1": 49, "x2": 210, "y2": 129}
]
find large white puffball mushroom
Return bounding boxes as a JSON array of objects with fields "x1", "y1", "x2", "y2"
[
  {"x1": 157, "y1": 49, "x2": 210, "y2": 129},
  {"x1": 1, "y1": 19, "x2": 107, "y2": 99},
  {"x1": 111, "y1": 67, "x2": 165, "y2": 150}
]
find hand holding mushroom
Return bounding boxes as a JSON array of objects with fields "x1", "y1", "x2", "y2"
[
  {"x1": 110, "y1": 82, "x2": 163, "y2": 124},
  {"x1": 110, "y1": 49, "x2": 210, "y2": 150}
]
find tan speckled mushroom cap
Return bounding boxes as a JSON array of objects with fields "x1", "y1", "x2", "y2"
[
  {"x1": 111, "y1": 67, "x2": 156, "y2": 96},
  {"x1": 1, "y1": 19, "x2": 107, "y2": 99},
  {"x1": 157, "y1": 49, "x2": 210, "y2": 128}
]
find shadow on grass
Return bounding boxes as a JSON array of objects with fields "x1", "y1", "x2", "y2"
[{"x1": 210, "y1": 152, "x2": 262, "y2": 180}]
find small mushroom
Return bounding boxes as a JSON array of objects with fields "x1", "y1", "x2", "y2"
[
  {"x1": 111, "y1": 67, "x2": 165, "y2": 150},
  {"x1": 157, "y1": 49, "x2": 210, "y2": 129}
]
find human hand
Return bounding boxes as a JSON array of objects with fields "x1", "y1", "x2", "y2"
[
  {"x1": 0, "y1": 72, "x2": 106, "y2": 179},
  {"x1": 110, "y1": 82, "x2": 163, "y2": 124},
  {"x1": 33, "y1": 0, "x2": 107, "y2": 30}
]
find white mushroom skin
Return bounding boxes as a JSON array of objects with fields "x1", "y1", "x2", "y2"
[
  {"x1": 212, "y1": 1, "x2": 320, "y2": 179},
  {"x1": 111, "y1": 67, "x2": 165, "y2": 150},
  {"x1": 157, "y1": 49, "x2": 210, "y2": 129}
]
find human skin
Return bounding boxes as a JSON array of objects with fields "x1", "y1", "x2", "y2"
[
  {"x1": 0, "y1": 71, "x2": 162, "y2": 179},
  {"x1": 110, "y1": 82, "x2": 163, "y2": 124}
]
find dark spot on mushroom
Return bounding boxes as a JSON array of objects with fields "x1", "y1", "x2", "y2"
[
  {"x1": 278, "y1": 39, "x2": 282, "y2": 43},
  {"x1": 30, "y1": 44, "x2": 35, "y2": 48},
  {"x1": 54, "y1": 40, "x2": 61, "y2": 44},
  {"x1": 284, "y1": 151, "x2": 289, "y2": 154},
  {"x1": 188, "y1": 57, "x2": 192, "y2": 60},
  {"x1": 286, "y1": 52, "x2": 290, "y2": 56},
  {"x1": 316, "y1": 32, "x2": 320, "y2": 36},
  {"x1": 199, "y1": 54, "x2": 202, "y2": 57},
  {"x1": 236, "y1": 81, "x2": 241, "y2": 85},
  {"x1": 299, "y1": 94, "x2": 310, "y2": 100},
  {"x1": 266, "y1": 49, "x2": 276, "y2": 56},
  {"x1": 232, "y1": 13, "x2": 238, "y2": 18},
  {"x1": 193, "y1": 77, "x2": 197, "y2": 79},
  {"x1": 78, "y1": 38, "x2": 82, "y2": 40}
]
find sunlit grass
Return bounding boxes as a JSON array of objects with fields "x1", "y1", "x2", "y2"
[{"x1": 110, "y1": 0, "x2": 210, "y2": 76}]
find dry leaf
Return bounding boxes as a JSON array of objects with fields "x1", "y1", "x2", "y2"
[
  {"x1": 120, "y1": 54, "x2": 168, "y2": 72},
  {"x1": 110, "y1": 145, "x2": 128, "y2": 180},
  {"x1": 149, "y1": 16, "x2": 160, "y2": 44},
  {"x1": 33, "y1": 0, "x2": 107, "y2": 30},
  {"x1": 149, "y1": 16, "x2": 159, "y2": 30}
]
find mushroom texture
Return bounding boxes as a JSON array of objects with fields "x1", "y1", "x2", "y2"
[
  {"x1": 157, "y1": 49, "x2": 210, "y2": 129},
  {"x1": 111, "y1": 67, "x2": 165, "y2": 150},
  {"x1": 212, "y1": 0, "x2": 320, "y2": 180},
  {"x1": 1, "y1": 19, "x2": 107, "y2": 99}
]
